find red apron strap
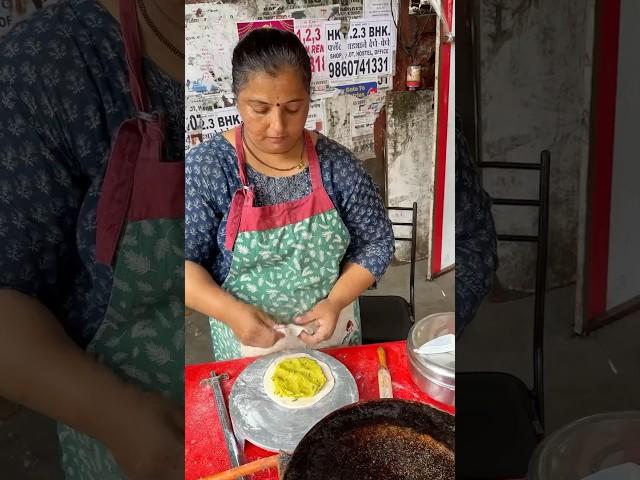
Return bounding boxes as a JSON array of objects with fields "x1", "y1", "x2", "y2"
[
  {"x1": 96, "y1": 119, "x2": 140, "y2": 264},
  {"x1": 119, "y1": 0, "x2": 148, "y2": 113},
  {"x1": 235, "y1": 125, "x2": 250, "y2": 187},
  {"x1": 96, "y1": 0, "x2": 162, "y2": 265},
  {"x1": 225, "y1": 127, "x2": 327, "y2": 251}
]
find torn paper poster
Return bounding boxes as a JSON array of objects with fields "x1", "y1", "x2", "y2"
[
  {"x1": 287, "y1": 3, "x2": 340, "y2": 20},
  {"x1": 364, "y1": 0, "x2": 399, "y2": 19},
  {"x1": 351, "y1": 109, "x2": 375, "y2": 138},
  {"x1": 237, "y1": 19, "x2": 295, "y2": 40},
  {"x1": 185, "y1": 3, "x2": 244, "y2": 98},
  {"x1": 305, "y1": 99, "x2": 326, "y2": 133},
  {"x1": 349, "y1": 93, "x2": 385, "y2": 159},
  {"x1": 335, "y1": 0, "x2": 363, "y2": 21},
  {"x1": 255, "y1": 0, "x2": 333, "y2": 20},
  {"x1": 325, "y1": 92, "x2": 385, "y2": 160}
]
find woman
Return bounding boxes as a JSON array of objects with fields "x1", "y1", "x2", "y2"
[
  {"x1": 0, "y1": 0, "x2": 184, "y2": 478},
  {"x1": 185, "y1": 28, "x2": 395, "y2": 361}
]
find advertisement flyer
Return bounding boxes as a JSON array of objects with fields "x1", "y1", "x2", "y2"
[
  {"x1": 324, "y1": 18, "x2": 395, "y2": 85},
  {"x1": 201, "y1": 106, "x2": 242, "y2": 142},
  {"x1": 295, "y1": 18, "x2": 328, "y2": 79},
  {"x1": 294, "y1": 18, "x2": 332, "y2": 98},
  {"x1": 335, "y1": 81, "x2": 378, "y2": 97}
]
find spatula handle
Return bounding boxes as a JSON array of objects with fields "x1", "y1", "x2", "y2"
[{"x1": 377, "y1": 347, "x2": 387, "y2": 368}]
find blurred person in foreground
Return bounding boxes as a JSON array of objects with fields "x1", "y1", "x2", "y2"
[
  {"x1": 0, "y1": 0, "x2": 184, "y2": 478},
  {"x1": 455, "y1": 115, "x2": 498, "y2": 337}
]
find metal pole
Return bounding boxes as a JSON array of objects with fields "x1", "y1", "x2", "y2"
[{"x1": 534, "y1": 151, "x2": 550, "y2": 431}]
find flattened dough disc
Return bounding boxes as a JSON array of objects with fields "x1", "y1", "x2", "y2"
[{"x1": 263, "y1": 353, "x2": 335, "y2": 409}]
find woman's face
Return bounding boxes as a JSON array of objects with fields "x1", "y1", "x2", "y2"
[{"x1": 236, "y1": 67, "x2": 310, "y2": 155}]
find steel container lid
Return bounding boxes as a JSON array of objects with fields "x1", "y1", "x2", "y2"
[{"x1": 407, "y1": 312, "x2": 455, "y2": 389}]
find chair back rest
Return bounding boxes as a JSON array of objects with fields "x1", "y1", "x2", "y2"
[
  {"x1": 478, "y1": 151, "x2": 550, "y2": 433},
  {"x1": 387, "y1": 202, "x2": 418, "y2": 321}
]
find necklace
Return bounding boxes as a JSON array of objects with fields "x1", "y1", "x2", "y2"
[
  {"x1": 136, "y1": 0, "x2": 184, "y2": 60},
  {"x1": 242, "y1": 131, "x2": 305, "y2": 172}
]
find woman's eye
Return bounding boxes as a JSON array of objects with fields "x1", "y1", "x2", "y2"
[
  {"x1": 286, "y1": 108, "x2": 300, "y2": 114},
  {"x1": 253, "y1": 109, "x2": 268, "y2": 115}
]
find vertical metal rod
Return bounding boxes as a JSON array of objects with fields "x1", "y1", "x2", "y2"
[
  {"x1": 472, "y1": 0, "x2": 483, "y2": 170},
  {"x1": 210, "y1": 373, "x2": 245, "y2": 474},
  {"x1": 534, "y1": 151, "x2": 550, "y2": 431},
  {"x1": 410, "y1": 201, "x2": 417, "y2": 321}
]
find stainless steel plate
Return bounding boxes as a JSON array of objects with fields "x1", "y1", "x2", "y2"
[{"x1": 229, "y1": 349, "x2": 359, "y2": 453}]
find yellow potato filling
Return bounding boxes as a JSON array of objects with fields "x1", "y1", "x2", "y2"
[{"x1": 272, "y1": 357, "x2": 327, "y2": 399}]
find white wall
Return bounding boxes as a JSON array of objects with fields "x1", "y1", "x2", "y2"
[
  {"x1": 386, "y1": 91, "x2": 436, "y2": 262},
  {"x1": 606, "y1": 0, "x2": 640, "y2": 308},
  {"x1": 477, "y1": 0, "x2": 595, "y2": 291}
]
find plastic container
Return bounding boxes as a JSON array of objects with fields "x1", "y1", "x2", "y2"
[{"x1": 406, "y1": 312, "x2": 455, "y2": 406}]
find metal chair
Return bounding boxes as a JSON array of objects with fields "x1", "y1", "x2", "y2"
[
  {"x1": 359, "y1": 202, "x2": 417, "y2": 344},
  {"x1": 456, "y1": 151, "x2": 550, "y2": 479}
]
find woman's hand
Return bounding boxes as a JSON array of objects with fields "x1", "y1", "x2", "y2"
[
  {"x1": 102, "y1": 387, "x2": 184, "y2": 480},
  {"x1": 294, "y1": 298, "x2": 342, "y2": 346},
  {"x1": 228, "y1": 302, "x2": 284, "y2": 348}
]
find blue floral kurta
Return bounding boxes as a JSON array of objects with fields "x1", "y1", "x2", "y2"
[
  {"x1": 0, "y1": 0, "x2": 184, "y2": 347},
  {"x1": 455, "y1": 116, "x2": 498, "y2": 333}
]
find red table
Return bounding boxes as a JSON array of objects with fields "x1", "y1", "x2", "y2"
[{"x1": 185, "y1": 341, "x2": 455, "y2": 480}]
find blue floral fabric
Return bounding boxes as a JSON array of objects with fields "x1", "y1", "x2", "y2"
[
  {"x1": 0, "y1": 0, "x2": 184, "y2": 347},
  {"x1": 185, "y1": 134, "x2": 395, "y2": 283},
  {"x1": 246, "y1": 163, "x2": 311, "y2": 206},
  {"x1": 455, "y1": 116, "x2": 498, "y2": 334}
]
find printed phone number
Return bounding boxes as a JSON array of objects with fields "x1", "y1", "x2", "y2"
[{"x1": 327, "y1": 57, "x2": 389, "y2": 79}]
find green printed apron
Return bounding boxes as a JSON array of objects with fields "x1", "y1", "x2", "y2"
[
  {"x1": 56, "y1": 0, "x2": 184, "y2": 478},
  {"x1": 210, "y1": 125, "x2": 361, "y2": 361}
]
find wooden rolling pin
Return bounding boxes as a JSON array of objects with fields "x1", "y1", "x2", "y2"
[
  {"x1": 377, "y1": 346, "x2": 393, "y2": 398},
  {"x1": 199, "y1": 455, "x2": 281, "y2": 480}
]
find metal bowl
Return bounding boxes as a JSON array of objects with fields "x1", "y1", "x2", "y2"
[
  {"x1": 406, "y1": 312, "x2": 455, "y2": 406},
  {"x1": 528, "y1": 410, "x2": 640, "y2": 479}
]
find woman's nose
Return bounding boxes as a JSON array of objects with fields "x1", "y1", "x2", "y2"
[{"x1": 270, "y1": 108, "x2": 286, "y2": 135}]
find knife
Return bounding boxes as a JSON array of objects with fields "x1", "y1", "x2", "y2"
[
  {"x1": 209, "y1": 373, "x2": 245, "y2": 474},
  {"x1": 377, "y1": 347, "x2": 393, "y2": 399}
]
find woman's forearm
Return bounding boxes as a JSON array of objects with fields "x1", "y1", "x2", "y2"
[
  {"x1": 0, "y1": 289, "x2": 137, "y2": 444},
  {"x1": 185, "y1": 260, "x2": 241, "y2": 324},
  {"x1": 328, "y1": 262, "x2": 375, "y2": 310}
]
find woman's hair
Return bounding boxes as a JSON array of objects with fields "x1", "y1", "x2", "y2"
[{"x1": 232, "y1": 28, "x2": 312, "y2": 96}]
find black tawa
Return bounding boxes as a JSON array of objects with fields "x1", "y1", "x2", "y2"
[{"x1": 282, "y1": 399, "x2": 455, "y2": 480}]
